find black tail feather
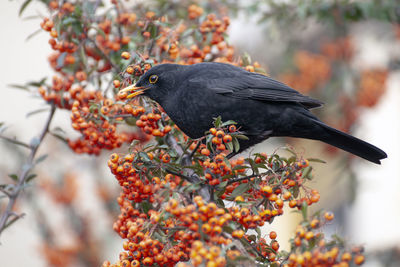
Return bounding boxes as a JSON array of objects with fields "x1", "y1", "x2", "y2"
[{"x1": 313, "y1": 120, "x2": 387, "y2": 164}]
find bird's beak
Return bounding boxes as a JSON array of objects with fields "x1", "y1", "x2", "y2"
[{"x1": 119, "y1": 84, "x2": 149, "y2": 99}]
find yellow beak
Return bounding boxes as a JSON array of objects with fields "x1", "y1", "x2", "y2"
[{"x1": 119, "y1": 84, "x2": 148, "y2": 99}]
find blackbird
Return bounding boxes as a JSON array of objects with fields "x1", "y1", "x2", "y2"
[{"x1": 121, "y1": 62, "x2": 387, "y2": 164}]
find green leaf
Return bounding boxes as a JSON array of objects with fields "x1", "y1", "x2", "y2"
[
  {"x1": 247, "y1": 234, "x2": 257, "y2": 242},
  {"x1": 307, "y1": 158, "x2": 326, "y2": 164},
  {"x1": 233, "y1": 137, "x2": 240, "y2": 152},
  {"x1": 28, "y1": 77, "x2": 47, "y2": 87},
  {"x1": 255, "y1": 229, "x2": 262, "y2": 240},
  {"x1": 141, "y1": 201, "x2": 152, "y2": 214},
  {"x1": 221, "y1": 120, "x2": 237, "y2": 127},
  {"x1": 19, "y1": 0, "x2": 32, "y2": 17},
  {"x1": 301, "y1": 166, "x2": 313, "y2": 180},
  {"x1": 124, "y1": 117, "x2": 137, "y2": 126},
  {"x1": 233, "y1": 134, "x2": 249, "y2": 140},
  {"x1": 242, "y1": 52, "x2": 252, "y2": 66},
  {"x1": 8, "y1": 84, "x2": 29, "y2": 91},
  {"x1": 49, "y1": 132, "x2": 68, "y2": 144},
  {"x1": 26, "y1": 108, "x2": 50, "y2": 118},
  {"x1": 225, "y1": 141, "x2": 233, "y2": 152},
  {"x1": 138, "y1": 152, "x2": 150, "y2": 162},
  {"x1": 35, "y1": 154, "x2": 48, "y2": 165},
  {"x1": 213, "y1": 116, "x2": 222, "y2": 128},
  {"x1": 183, "y1": 183, "x2": 201, "y2": 193},
  {"x1": 26, "y1": 174, "x2": 37, "y2": 183},
  {"x1": 301, "y1": 201, "x2": 308, "y2": 220},
  {"x1": 246, "y1": 158, "x2": 259, "y2": 175},
  {"x1": 230, "y1": 183, "x2": 250, "y2": 198},
  {"x1": 8, "y1": 174, "x2": 18, "y2": 182}
]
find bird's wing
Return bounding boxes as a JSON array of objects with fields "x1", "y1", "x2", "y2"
[{"x1": 189, "y1": 71, "x2": 323, "y2": 109}]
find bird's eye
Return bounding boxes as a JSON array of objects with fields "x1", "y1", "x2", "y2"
[{"x1": 149, "y1": 75, "x2": 158, "y2": 84}]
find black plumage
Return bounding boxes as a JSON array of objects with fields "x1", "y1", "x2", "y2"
[{"x1": 122, "y1": 62, "x2": 387, "y2": 164}]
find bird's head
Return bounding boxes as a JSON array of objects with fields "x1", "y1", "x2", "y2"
[{"x1": 119, "y1": 64, "x2": 185, "y2": 104}]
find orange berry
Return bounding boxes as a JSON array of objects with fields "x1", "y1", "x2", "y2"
[
  {"x1": 201, "y1": 223, "x2": 211, "y2": 234},
  {"x1": 234, "y1": 195, "x2": 244, "y2": 202},
  {"x1": 341, "y1": 252, "x2": 352, "y2": 262},
  {"x1": 310, "y1": 219, "x2": 320, "y2": 228},
  {"x1": 143, "y1": 31, "x2": 151, "y2": 38},
  {"x1": 201, "y1": 148, "x2": 210, "y2": 156},
  {"x1": 121, "y1": 51, "x2": 131, "y2": 59},
  {"x1": 162, "y1": 154, "x2": 171, "y2": 163},
  {"x1": 275, "y1": 198, "x2": 283, "y2": 207},
  {"x1": 130, "y1": 260, "x2": 140, "y2": 267},
  {"x1": 354, "y1": 255, "x2": 365, "y2": 265},
  {"x1": 232, "y1": 230, "x2": 244, "y2": 239},
  {"x1": 261, "y1": 186, "x2": 273, "y2": 195},
  {"x1": 228, "y1": 125, "x2": 236, "y2": 132},
  {"x1": 289, "y1": 199, "x2": 297, "y2": 208},
  {"x1": 209, "y1": 128, "x2": 217, "y2": 135},
  {"x1": 283, "y1": 191, "x2": 292, "y2": 200},
  {"x1": 305, "y1": 231, "x2": 314, "y2": 240},
  {"x1": 269, "y1": 231, "x2": 277, "y2": 239},
  {"x1": 215, "y1": 130, "x2": 224, "y2": 138},
  {"x1": 113, "y1": 80, "x2": 121, "y2": 88},
  {"x1": 271, "y1": 241, "x2": 280, "y2": 251},
  {"x1": 126, "y1": 66, "x2": 134, "y2": 74},
  {"x1": 324, "y1": 211, "x2": 334, "y2": 221},
  {"x1": 75, "y1": 71, "x2": 87, "y2": 81},
  {"x1": 121, "y1": 36, "x2": 130, "y2": 45},
  {"x1": 142, "y1": 257, "x2": 154, "y2": 266},
  {"x1": 223, "y1": 134, "x2": 232, "y2": 143},
  {"x1": 152, "y1": 129, "x2": 162, "y2": 136},
  {"x1": 110, "y1": 153, "x2": 119, "y2": 163},
  {"x1": 212, "y1": 137, "x2": 221, "y2": 145},
  {"x1": 268, "y1": 194, "x2": 278, "y2": 202},
  {"x1": 163, "y1": 125, "x2": 172, "y2": 133},
  {"x1": 101, "y1": 106, "x2": 110, "y2": 115}
]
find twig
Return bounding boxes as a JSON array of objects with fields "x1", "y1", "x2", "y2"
[
  {"x1": 0, "y1": 135, "x2": 30, "y2": 149},
  {"x1": 87, "y1": 39, "x2": 120, "y2": 72},
  {"x1": 188, "y1": 140, "x2": 202, "y2": 160},
  {"x1": 0, "y1": 104, "x2": 56, "y2": 236},
  {"x1": 165, "y1": 169, "x2": 194, "y2": 183},
  {"x1": 0, "y1": 188, "x2": 11, "y2": 198},
  {"x1": 227, "y1": 172, "x2": 270, "y2": 185}
]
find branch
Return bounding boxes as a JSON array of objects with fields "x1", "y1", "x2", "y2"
[
  {"x1": 227, "y1": 172, "x2": 270, "y2": 185},
  {"x1": 0, "y1": 104, "x2": 56, "y2": 236},
  {"x1": 165, "y1": 169, "x2": 195, "y2": 183},
  {"x1": 166, "y1": 134, "x2": 211, "y2": 201}
]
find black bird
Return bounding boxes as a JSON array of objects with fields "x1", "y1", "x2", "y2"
[{"x1": 121, "y1": 62, "x2": 387, "y2": 164}]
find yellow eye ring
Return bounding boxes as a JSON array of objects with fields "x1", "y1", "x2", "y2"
[{"x1": 149, "y1": 75, "x2": 158, "y2": 84}]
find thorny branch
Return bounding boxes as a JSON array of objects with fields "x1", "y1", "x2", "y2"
[
  {"x1": 166, "y1": 134, "x2": 211, "y2": 201},
  {"x1": 0, "y1": 104, "x2": 56, "y2": 237}
]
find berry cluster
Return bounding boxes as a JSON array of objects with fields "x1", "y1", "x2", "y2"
[
  {"x1": 284, "y1": 213, "x2": 365, "y2": 267},
  {"x1": 281, "y1": 51, "x2": 331, "y2": 94},
  {"x1": 105, "y1": 118, "x2": 352, "y2": 266}
]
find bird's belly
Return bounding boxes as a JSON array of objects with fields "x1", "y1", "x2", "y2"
[{"x1": 164, "y1": 94, "x2": 280, "y2": 139}]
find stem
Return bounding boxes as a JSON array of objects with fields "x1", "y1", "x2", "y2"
[
  {"x1": 0, "y1": 105, "x2": 56, "y2": 236},
  {"x1": 0, "y1": 135, "x2": 30, "y2": 149},
  {"x1": 227, "y1": 172, "x2": 270, "y2": 185}
]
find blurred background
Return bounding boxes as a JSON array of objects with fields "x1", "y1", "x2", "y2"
[{"x1": 1, "y1": 0, "x2": 399, "y2": 266}]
